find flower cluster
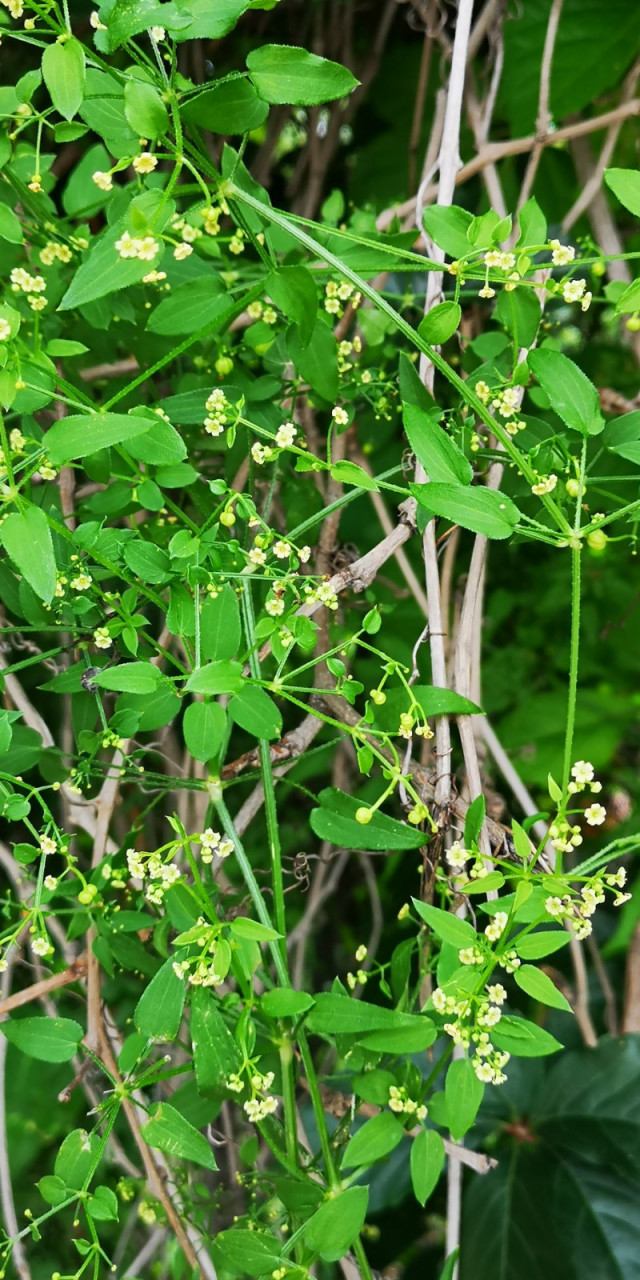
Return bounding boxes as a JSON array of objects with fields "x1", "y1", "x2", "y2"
[
  {"x1": 200, "y1": 828, "x2": 233, "y2": 864},
  {"x1": 39, "y1": 241, "x2": 72, "y2": 266},
  {"x1": 234, "y1": 1070, "x2": 278, "y2": 1123},
  {"x1": 115, "y1": 231, "x2": 159, "y2": 261},
  {"x1": 10, "y1": 265, "x2": 47, "y2": 311},
  {"x1": 396, "y1": 709, "x2": 434, "y2": 741},
  {"x1": 337, "y1": 335, "x2": 362, "y2": 373},
  {"x1": 324, "y1": 280, "x2": 361, "y2": 317},
  {"x1": 432, "y1": 981, "x2": 510, "y2": 1084},
  {"x1": 204, "y1": 388, "x2": 231, "y2": 437},
  {"x1": 531, "y1": 473, "x2": 558, "y2": 496},
  {"x1": 126, "y1": 848, "x2": 181, "y2": 905},
  {"x1": 544, "y1": 867, "x2": 629, "y2": 939},
  {"x1": 388, "y1": 1085, "x2": 427, "y2": 1122}
]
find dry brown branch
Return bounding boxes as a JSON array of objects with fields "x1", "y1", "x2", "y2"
[
  {"x1": 0, "y1": 955, "x2": 87, "y2": 1017},
  {"x1": 377, "y1": 98, "x2": 640, "y2": 230}
]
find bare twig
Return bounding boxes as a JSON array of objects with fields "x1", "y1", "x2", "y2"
[{"x1": 516, "y1": 0, "x2": 564, "y2": 212}]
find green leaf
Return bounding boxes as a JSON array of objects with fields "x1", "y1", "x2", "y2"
[
  {"x1": 92, "y1": 663, "x2": 163, "y2": 694},
  {"x1": 95, "y1": 0, "x2": 192, "y2": 52},
  {"x1": 0, "y1": 507, "x2": 56, "y2": 605},
  {"x1": 260, "y1": 989, "x2": 315, "y2": 1018},
  {"x1": 146, "y1": 278, "x2": 225, "y2": 336},
  {"x1": 403, "y1": 404, "x2": 472, "y2": 485},
  {"x1": 445, "y1": 1058, "x2": 484, "y2": 1140},
  {"x1": 412, "y1": 901, "x2": 478, "y2": 948},
  {"x1": 422, "y1": 205, "x2": 473, "y2": 258},
  {"x1": 605, "y1": 167, "x2": 640, "y2": 216},
  {"x1": 186, "y1": 660, "x2": 244, "y2": 695},
  {"x1": 191, "y1": 988, "x2": 242, "y2": 1095},
  {"x1": 142, "y1": 1102, "x2": 217, "y2": 1170},
  {"x1": 411, "y1": 482, "x2": 521, "y2": 539},
  {"x1": 123, "y1": 417, "x2": 187, "y2": 466},
  {"x1": 305, "y1": 992, "x2": 431, "y2": 1038},
  {"x1": 0, "y1": 204, "x2": 23, "y2": 245},
  {"x1": 310, "y1": 788, "x2": 425, "y2": 852},
  {"x1": 229, "y1": 917, "x2": 281, "y2": 942},
  {"x1": 464, "y1": 795, "x2": 486, "y2": 847},
  {"x1": 492, "y1": 1014, "x2": 563, "y2": 1058},
  {"x1": 228, "y1": 685, "x2": 282, "y2": 740},
  {"x1": 211, "y1": 1229, "x2": 284, "y2": 1277},
  {"x1": 87, "y1": 1185, "x2": 119, "y2": 1222},
  {"x1": 266, "y1": 265, "x2": 318, "y2": 346},
  {"x1": 418, "y1": 301, "x2": 462, "y2": 345},
  {"x1": 342, "y1": 1112, "x2": 405, "y2": 1169},
  {"x1": 371, "y1": 684, "x2": 482, "y2": 730},
  {"x1": 42, "y1": 37, "x2": 85, "y2": 121},
  {"x1": 286, "y1": 319, "x2": 338, "y2": 402},
  {"x1": 55, "y1": 1129, "x2": 101, "y2": 1187},
  {"x1": 183, "y1": 701, "x2": 227, "y2": 763},
  {"x1": 46, "y1": 412, "x2": 153, "y2": 463},
  {"x1": 359, "y1": 1022, "x2": 436, "y2": 1054},
  {"x1": 175, "y1": 0, "x2": 252, "y2": 41},
  {"x1": 516, "y1": 196, "x2": 547, "y2": 248},
  {"x1": 124, "y1": 78, "x2": 169, "y2": 138},
  {"x1": 303, "y1": 1186, "x2": 369, "y2": 1262},
  {"x1": 411, "y1": 1129, "x2": 445, "y2": 1206},
  {"x1": 329, "y1": 460, "x2": 379, "y2": 490},
  {"x1": 515, "y1": 964, "x2": 572, "y2": 1012},
  {"x1": 495, "y1": 287, "x2": 541, "y2": 348},
  {"x1": 247, "y1": 45, "x2": 358, "y2": 106},
  {"x1": 123, "y1": 540, "x2": 171, "y2": 584},
  {"x1": 134, "y1": 959, "x2": 186, "y2": 1043},
  {"x1": 0, "y1": 1016, "x2": 83, "y2": 1063},
  {"x1": 528, "y1": 349, "x2": 604, "y2": 436},
  {"x1": 37, "y1": 1175, "x2": 68, "y2": 1207},
  {"x1": 613, "y1": 278, "x2": 640, "y2": 317},
  {"x1": 182, "y1": 77, "x2": 268, "y2": 134},
  {"x1": 201, "y1": 586, "x2": 241, "y2": 660}
]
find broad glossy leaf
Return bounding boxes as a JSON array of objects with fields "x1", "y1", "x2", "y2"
[
  {"x1": 445, "y1": 1058, "x2": 485, "y2": 1140},
  {"x1": 0, "y1": 1016, "x2": 83, "y2": 1063},
  {"x1": 0, "y1": 506, "x2": 56, "y2": 604},
  {"x1": 185, "y1": 660, "x2": 244, "y2": 695},
  {"x1": 247, "y1": 45, "x2": 358, "y2": 106},
  {"x1": 174, "y1": 0, "x2": 252, "y2": 40},
  {"x1": 418, "y1": 301, "x2": 461, "y2": 345},
  {"x1": 228, "y1": 685, "x2": 282, "y2": 740},
  {"x1": 306, "y1": 992, "x2": 432, "y2": 1038},
  {"x1": 266, "y1": 265, "x2": 318, "y2": 346},
  {"x1": 181, "y1": 77, "x2": 268, "y2": 134},
  {"x1": 142, "y1": 1102, "x2": 217, "y2": 1170},
  {"x1": 183, "y1": 701, "x2": 227, "y2": 763},
  {"x1": 46, "y1": 412, "x2": 152, "y2": 463},
  {"x1": 303, "y1": 1186, "x2": 369, "y2": 1262},
  {"x1": 605, "y1": 167, "x2": 640, "y2": 216},
  {"x1": 411, "y1": 482, "x2": 521, "y2": 539},
  {"x1": 515, "y1": 964, "x2": 572, "y2": 1012},
  {"x1": 42, "y1": 37, "x2": 85, "y2": 121},
  {"x1": 422, "y1": 205, "x2": 473, "y2": 258},
  {"x1": 310, "y1": 787, "x2": 425, "y2": 851},
  {"x1": 201, "y1": 585, "x2": 241, "y2": 660},
  {"x1": 492, "y1": 1014, "x2": 563, "y2": 1058},
  {"x1": 411, "y1": 1129, "x2": 445, "y2": 1206},
  {"x1": 412, "y1": 901, "x2": 478, "y2": 948},
  {"x1": 528, "y1": 349, "x2": 604, "y2": 436},
  {"x1": 342, "y1": 1112, "x2": 405, "y2": 1169},
  {"x1": 211, "y1": 1229, "x2": 284, "y2": 1277},
  {"x1": 403, "y1": 403, "x2": 472, "y2": 485},
  {"x1": 191, "y1": 987, "x2": 242, "y2": 1095},
  {"x1": 134, "y1": 959, "x2": 186, "y2": 1042}
]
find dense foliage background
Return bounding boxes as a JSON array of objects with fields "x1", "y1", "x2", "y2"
[{"x1": 1, "y1": 2, "x2": 640, "y2": 1279}]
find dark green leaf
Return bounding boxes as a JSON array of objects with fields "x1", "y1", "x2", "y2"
[
  {"x1": 142, "y1": 1102, "x2": 217, "y2": 1170},
  {"x1": 403, "y1": 404, "x2": 472, "y2": 485},
  {"x1": 228, "y1": 685, "x2": 282, "y2": 740},
  {"x1": 247, "y1": 45, "x2": 358, "y2": 106},
  {"x1": 342, "y1": 1113, "x2": 405, "y2": 1169},
  {"x1": 46, "y1": 413, "x2": 152, "y2": 463},
  {"x1": 515, "y1": 964, "x2": 572, "y2": 1012},
  {"x1": 42, "y1": 37, "x2": 85, "y2": 121},
  {"x1": 412, "y1": 901, "x2": 478, "y2": 948},
  {"x1": 528, "y1": 349, "x2": 604, "y2": 436},
  {"x1": 183, "y1": 701, "x2": 227, "y2": 763},
  {"x1": 134, "y1": 959, "x2": 186, "y2": 1043},
  {"x1": 191, "y1": 987, "x2": 242, "y2": 1095},
  {"x1": 422, "y1": 206, "x2": 473, "y2": 258},
  {"x1": 310, "y1": 788, "x2": 425, "y2": 851},
  {"x1": 182, "y1": 77, "x2": 268, "y2": 134},
  {"x1": 303, "y1": 1187, "x2": 369, "y2": 1262},
  {"x1": 201, "y1": 586, "x2": 241, "y2": 660},
  {"x1": 93, "y1": 663, "x2": 163, "y2": 694},
  {"x1": 411, "y1": 1129, "x2": 445, "y2": 1206},
  {"x1": 211, "y1": 1229, "x2": 284, "y2": 1277},
  {"x1": 492, "y1": 1014, "x2": 563, "y2": 1058},
  {"x1": 124, "y1": 78, "x2": 169, "y2": 138},
  {"x1": 418, "y1": 301, "x2": 461, "y2": 345},
  {"x1": 0, "y1": 507, "x2": 56, "y2": 605},
  {"x1": 445, "y1": 1058, "x2": 485, "y2": 1140},
  {"x1": 411, "y1": 482, "x2": 521, "y2": 539},
  {"x1": 0, "y1": 1016, "x2": 83, "y2": 1063},
  {"x1": 266, "y1": 265, "x2": 318, "y2": 346},
  {"x1": 186, "y1": 661, "x2": 244, "y2": 695}
]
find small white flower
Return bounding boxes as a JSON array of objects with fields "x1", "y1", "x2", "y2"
[
  {"x1": 484, "y1": 911, "x2": 508, "y2": 942},
  {"x1": 562, "y1": 278, "x2": 586, "y2": 304},
  {"x1": 92, "y1": 171, "x2": 113, "y2": 192},
  {"x1": 0, "y1": 319, "x2": 11, "y2": 342},
  {"x1": 150, "y1": 25, "x2": 165, "y2": 40},
  {"x1": 545, "y1": 896, "x2": 565, "y2": 918},
  {"x1": 531, "y1": 474, "x2": 558, "y2": 496},
  {"x1": 572, "y1": 760, "x2": 595, "y2": 786},
  {"x1": 93, "y1": 627, "x2": 112, "y2": 650},
  {"x1": 174, "y1": 243, "x2": 193, "y2": 261},
  {"x1": 32, "y1": 936, "x2": 53, "y2": 957},
  {"x1": 133, "y1": 152, "x2": 158, "y2": 175},
  {"x1": 584, "y1": 803, "x2": 606, "y2": 826},
  {"x1": 549, "y1": 239, "x2": 575, "y2": 266},
  {"x1": 331, "y1": 406, "x2": 349, "y2": 426},
  {"x1": 446, "y1": 841, "x2": 470, "y2": 869},
  {"x1": 275, "y1": 421, "x2": 297, "y2": 448},
  {"x1": 39, "y1": 834, "x2": 57, "y2": 856},
  {"x1": 90, "y1": 10, "x2": 107, "y2": 29}
]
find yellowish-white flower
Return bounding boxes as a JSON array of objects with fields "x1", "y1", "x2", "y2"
[
  {"x1": 133, "y1": 151, "x2": 157, "y2": 175},
  {"x1": 584, "y1": 803, "x2": 606, "y2": 826},
  {"x1": 549, "y1": 238, "x2": 575, "y2": 266},
  {"x1": 174, "y1": 242, "x2": 193, "y2": 261},
  {"x1": 0, "y1": 319, "x2": 11, "y2": 341},
  {"x1": 92, "y1": 170, "x2": 113, "y2": 192},
  {"x1": 275, "y1": 421, "x2": 297, "y2": 448}
]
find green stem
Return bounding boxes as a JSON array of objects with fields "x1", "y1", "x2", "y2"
[{"x1": 562, "y1": 543, "x2": 582, "y2": 796}]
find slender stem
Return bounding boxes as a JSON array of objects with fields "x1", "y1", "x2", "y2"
[{"x1": 562, "y1": 543, "x2": 582, "y2": 796}]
